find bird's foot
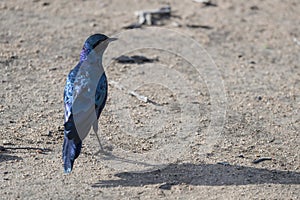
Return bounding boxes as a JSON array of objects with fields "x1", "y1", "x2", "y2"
[
  {"x1": 94, "y1": 146, "x2": 112, "y2": 157},
  {"x1": 95, "y1": 148, "x2": 105, "y2": 155}
]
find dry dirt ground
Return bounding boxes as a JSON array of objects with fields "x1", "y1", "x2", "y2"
[{"x1": 0, "y1": 0, "x2": 299, "y2": 199}]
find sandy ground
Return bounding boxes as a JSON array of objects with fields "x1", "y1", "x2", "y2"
[{"x1": 0, "y1": 0, "x2": 299, "y2": 199}]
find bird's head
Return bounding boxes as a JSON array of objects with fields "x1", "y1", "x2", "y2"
[{"x1": 80, "y1": 33, "x2": 117, "y2": 62}]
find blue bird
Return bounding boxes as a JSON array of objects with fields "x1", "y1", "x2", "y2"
[{"x1": 63, "y1": 34, "x2": 116, "y2": 173}]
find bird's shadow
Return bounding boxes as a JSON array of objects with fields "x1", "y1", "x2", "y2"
[
  {"x1": 94, "y1": 148, "x2": 160, "y2": 168},
  {"x1": 92, "y1": 163, "x2": 300, "y2": 189}
]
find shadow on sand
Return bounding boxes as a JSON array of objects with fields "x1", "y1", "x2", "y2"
[
  {"x1": 0, "y1": 146, "x2": 51, "y2": 163},
  {"x1": 0, "y1": 154, "x2": 22, "y2": 162},
  {"x1": 92, "y1": 163, "x2": 300, "y2": 189}
]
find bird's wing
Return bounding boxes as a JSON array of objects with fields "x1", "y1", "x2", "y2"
[
  {"x1": 64, "y1": 64, "x2": 107, "y2": 141},
  {"x1": 63, "y1": 63, "x2": 92, "y2": 122},
  {"x1": 64, "y1": 66, "x2": 78, "y2": 123},
  {"x1": 95, "y1": 73, "x2": 108, "y2": 119},
  {"x1": 63, "y1": 63, "x2": 93, "y2": 140}
]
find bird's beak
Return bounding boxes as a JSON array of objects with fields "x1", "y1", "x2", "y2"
[{"x1": 107, "y1": 37, "x2": 118, "y2": 42}]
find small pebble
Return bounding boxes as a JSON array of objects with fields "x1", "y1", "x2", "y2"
[
  {"x1": 250, "y1": 5, "x2": 259, "y2": 10},
  {"x1": 171, "y1": 21, "x2": 181, "y2": 27},
  {"x1": 42, "y1": 2, "x2": 50, "y2": 6},
  {"x1": 89, "y1": 23, "x2": 97, "y2": 27},
  {"x1": 256, "y1": 96, "x2": 262, "y2": 101},
  {"x1": 238, "y1": 154, "x2": 245, "y2": 158}
]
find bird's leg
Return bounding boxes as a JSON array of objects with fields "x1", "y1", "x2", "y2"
[
  {"x1": 93, "y1": 120, "x2": 105, "y2": 154},
  {"x1": 95, "y1": 130, "x2": 104, "y2": 152}
]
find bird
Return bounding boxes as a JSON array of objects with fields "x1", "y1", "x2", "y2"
[{"x1": 62, "y1": 34, "x2": 117, "y2": 174}]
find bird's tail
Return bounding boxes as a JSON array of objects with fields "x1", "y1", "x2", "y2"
[{"x1": 62, "y1": 136, "x2": 82, "y2": 174}]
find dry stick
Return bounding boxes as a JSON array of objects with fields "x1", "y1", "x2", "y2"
[
  {"x1": 135, "y1": 6, "x2": 171, "y2": 25},
  {"x1": 109, "y1": 80, "x2": 149, "y2": 103},
  {"x1": 252, "y1": 157, "x2": 272, "y2": 164}
]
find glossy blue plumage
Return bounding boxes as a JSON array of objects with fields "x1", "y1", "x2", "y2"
[{"x1": 63, "y1": 34, "x2": 110, "y2": 173}]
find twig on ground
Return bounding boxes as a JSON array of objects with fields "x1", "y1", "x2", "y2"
[
  {"x1": 193, "y1": 0, "x2": 217, "y2": 7},
  {"x1": 109, "y1": 80, "x2": 149, "y2": 103},
  {"x1": 123, "y1": 6, "x2": 171, "y2": 29},
  {"x1": 252, "y1": 157, "x2": 272, "y2": 164},
  {"x1": 135, "y1": 5, "x2": 171, "y2": 25}
]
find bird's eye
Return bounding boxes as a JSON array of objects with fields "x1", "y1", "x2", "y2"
[{"x1": 92, "y1": 40, "x2": 102, "y2": 49}]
